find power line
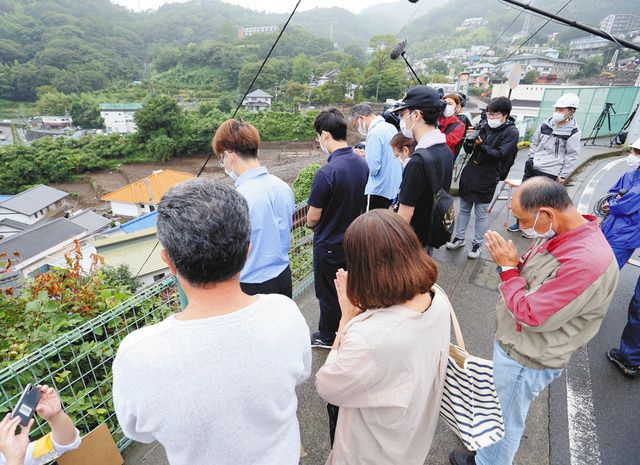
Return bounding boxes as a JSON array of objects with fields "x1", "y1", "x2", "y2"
[
  {"x1": 502, "y1": 0, "x2": 574, "y2": 63},
  {"x1": 477, "y1": 0, "x2": 534, "y2": 63}
]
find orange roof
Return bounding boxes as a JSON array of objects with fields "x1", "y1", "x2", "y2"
[{"x1": 101, "y1": 169, "x2": 194, "y2": 204}]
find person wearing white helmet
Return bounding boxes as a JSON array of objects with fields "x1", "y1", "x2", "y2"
[
  {"x1": 602, "y1": 137, "x2": 640, "y2": 378},
  {"x1": 508, "y1": 93, "x2": 581, "y2": 232}
]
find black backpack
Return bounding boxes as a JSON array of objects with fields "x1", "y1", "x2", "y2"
[
  {"x1": 416, "y1": 148, "x2": 456, "y2": 248},
  {"x1": 497, "y1": 127, "x2": 521, "y2": 181}
]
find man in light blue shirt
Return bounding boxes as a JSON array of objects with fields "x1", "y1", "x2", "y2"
[
  {"x1": 351, "y1": 103, "x2": 402, "y2": 211},
  {"x1": 212, "y1": 119, "x2": 295, "y2": 297}
]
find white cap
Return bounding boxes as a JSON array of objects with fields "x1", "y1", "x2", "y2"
[
  {"x1": 554, "y1": 93, "x2": 580, "y2": 109},
  {"x1": 631, "y1": 137, "x2": 640, "y2": 150}
]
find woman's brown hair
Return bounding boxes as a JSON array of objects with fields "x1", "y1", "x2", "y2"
[
  {"x1": 212, "y1": 118, "x2": 260, "y2": 159},
  {"x1": 389, "y1": 132, "x2": 417, "y2": 153},
  {"x1": 343, "y1": 210, "x2": 438, "y2": 310},
  {"x1": 443, "y1": 93, "x2": 462, "y2": 106}
]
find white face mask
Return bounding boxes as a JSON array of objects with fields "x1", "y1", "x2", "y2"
[
  {"x1": 552, "y1": 112, "x2": 567, "y2": 123},
  {"x1": 400, "y1": 111, "x2": 417, "y2": 139},
  {"x1": 222, "y1": 153, "x2": 238, "y2": 181},
  {"x1": 626, "y1": 153, "x2": 640, "y2": 168},
  {"x1": 318, "y1": 135, "x2": 329, "y2": 156},
  {"x1": 522, "y1": 211, "x2": 556, "y2": 240},
  {"x1": 444, "y1": 105, "x2": 455, "y2": 118},
  {"x1": 357, "y1": 117, "x2": 368, "y2": 137},
  {"x1": 487, "y1": 118, "x2": 502, "y2": 129}
]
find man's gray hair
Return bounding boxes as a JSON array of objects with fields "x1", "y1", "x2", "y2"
[
  {"x1": 518, "y1": 177, "x2": 573, "y2": 212},
  {"x1": 157, "y1": 179, "x2": 250, "y2": 287},
  {"x1": 350, "y1": 103, "x2": 374, "y2": 119}
]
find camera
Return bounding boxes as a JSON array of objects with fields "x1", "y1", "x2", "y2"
[
  {"x1": 467, "y1": 108, "x2": 487, "y2": 141},
  {"x1": 354, "y1": 142, "x2": 366, "y2": 150}
]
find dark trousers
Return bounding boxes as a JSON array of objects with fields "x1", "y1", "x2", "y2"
[
  {"x1": 240, "y1": 265, "x2": 293, "y2": 299},
  {"x1": 612, "y1": 246, "x2": 640, "y2": 365},
  {"x1": 363, "y1": 194, "x2": 392, "y2": 212},
  {"x1": 314, "y1": 248, "x2": 345, "y2": 342},
  {"x1": 522, "y1": 158, "x2": 557, "y2": 182}
]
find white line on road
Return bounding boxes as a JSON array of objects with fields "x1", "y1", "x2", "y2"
[
  {"x1": 566, "y1": 346, "x2": 602, "y2": 465},
  {"x1": 576, "y1": 158, "x2": 625, "y2": 214}
]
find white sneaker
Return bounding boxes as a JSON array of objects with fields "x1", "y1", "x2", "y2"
[
  {"x1": 446, "y1": 237, "x2": 465, "y2": 250},
  {"x1": 468, "y1": 243, "x2": 482, "y2": 259}
]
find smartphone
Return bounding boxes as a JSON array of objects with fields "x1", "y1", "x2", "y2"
[{"x1": 11, "y1": 384, "x2": 41, "y2": 426}]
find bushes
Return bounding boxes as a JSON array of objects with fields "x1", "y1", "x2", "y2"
[{"x1": 292, "y1": 163, "x2": 321, "y2": 203}]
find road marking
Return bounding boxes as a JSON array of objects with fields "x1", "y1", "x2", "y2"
[
  {"x1": 576, "y1": 158, "x2": 625, "y2": 214},
  {"x1": 566, "y1": 346, "x2": 602, "y2": 465}
]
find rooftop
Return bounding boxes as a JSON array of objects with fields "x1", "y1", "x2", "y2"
[
  {"x1": 68, "y1": 211, "x2": 111, "y2": 234},
  {"x1": 111, "y1": 211, "x2": 158, "y2": 235},
  {"x1": 0, "y1": 218, "x2": 29, "y2": 231},
  {"x1": 245, "y1": 89, "x2": 273, "y2": 98},
  {"x1": 0, "y1": 218, "x2": 86, "y2": 263},
  {"x1": 100, "y1": 169, "x2": 194, "y2": 205},
  {"x1": 99, "y1": 103, "x2": 144, "y2": 111},
  {"x1": 0, "y1": 185, "x2": 68, "y2": 216},
  {"x1": 94, "y1": 227, "x2": 166, "y2": 277}
]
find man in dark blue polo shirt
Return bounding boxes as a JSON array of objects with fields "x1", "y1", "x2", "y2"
[{"x1": 306, "y1": 108, "x2": 369, "y2": 348}]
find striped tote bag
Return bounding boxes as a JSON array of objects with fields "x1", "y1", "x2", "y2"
[{"x1": 438, "y1": 290, "x2": 505, "y2": 451}]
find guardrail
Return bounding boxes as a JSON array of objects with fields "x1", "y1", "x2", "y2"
[{"x1": 0, "y1": 201, "x2": 315, "y2": 454}]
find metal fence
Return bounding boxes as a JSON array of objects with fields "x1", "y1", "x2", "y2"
[
  {"x1": 0, "y1": 278, "x2": 181, "y2": 451},
  {"x1": 0, "y1": 201, "x2": 315, "y2": 454}
]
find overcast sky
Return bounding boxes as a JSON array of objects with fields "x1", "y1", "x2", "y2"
[{"x1": 111, "y1": 0, "x2": 392, "y2": 13}]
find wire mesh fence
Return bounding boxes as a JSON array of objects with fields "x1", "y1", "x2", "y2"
[
  {"x1": 0, "y1": 277, "x2": 180, "y2": 451},
  {"x1": 0, "y1": 200, "x2": 315, "y2": 456}
]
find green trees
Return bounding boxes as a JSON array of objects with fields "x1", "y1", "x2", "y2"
[{"x1": 522, "y1": 71, "x2": 540, "y2": 84}]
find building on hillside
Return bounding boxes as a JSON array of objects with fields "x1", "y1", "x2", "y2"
[
  {"x1": 569, "y1": 37, "x2": 612, "y2": 59},
  {"x1": 0, "y1": 185, "x2": 68, "y2": 226},
  {"x1": 99, "y1": 103, "x2": 143, "y2": 134},
  {"x1": 465, "y1": 63, "x2": 496, "y2": 77},
  {"x1": 32, "y1": 116, "x2": 73, "y2": 130},
  {"x1": 100, "y1": 169, "x2": 194, "y2": 218},
  {"x1": 495, "y1": 54, "x2": 583, "y2": 80},
  {"x1": 600, "y1": 14, "x2": 640, "y2": 35},
  {"x1": 242, "y1": 90, "x2": 273, "y2": 112},
  {"x1": 458, "y1": 17, "x2": 486, "y2": 30},
  {"x1": 0, "y1": 218, "x2": 89, "y2": 279},
  {"x1": 67, "y1": 210, "x2": 111, "y2": 235},
  {"x1": 237, "y1": 26, "x2": 278, "y2": 39},
  {"x1": 94, "y1": 227, "x2": 168, "y2": 288},
  {"x1": 0, "y1": 219, "x2": 29, "y2": 240},
  {"x1": 309, "y1": 69, "x2": 341, "y2": 89},
  {"x1": 103, "y1": 211, "x2": 158, "y2": 237}
]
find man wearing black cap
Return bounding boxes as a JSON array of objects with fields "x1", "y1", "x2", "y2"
[{"x1": 392, "y1": 85, "x2": 454, "y2": 250}]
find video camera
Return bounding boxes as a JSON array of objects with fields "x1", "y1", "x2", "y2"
[
  {"x1": 467, "y1": 108, "x2": 487, "y2": 142},
  {"x1": 382, "y1": 100, "x2": 401, "y2": 131}
]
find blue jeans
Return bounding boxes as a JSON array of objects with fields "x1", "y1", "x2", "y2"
[
  {"x1": 476, "y1": 340, "x2": 563, "y2": 465},
  {"x1": 611, "y1": 246, "x2": 640, "y2": 365},
  {"x1": 454, "y1": 198, "x2": 489, "y2": 247}
]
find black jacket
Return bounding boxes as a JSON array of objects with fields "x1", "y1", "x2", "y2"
[{"x1": 459, "y1": 117, "x2": 519, "y2": 203}]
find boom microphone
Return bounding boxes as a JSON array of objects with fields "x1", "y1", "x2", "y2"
[
  {"x1": 408, "y1": 0, "x2": 420, "y2": 3},
  {"x1": 390, "y1": 39, "x2": 407, "y2": 60}
]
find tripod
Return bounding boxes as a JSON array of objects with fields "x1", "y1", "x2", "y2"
[
  {"x1": 584, "y1": 102, "x2": 616, "y2": 146},
  {"x1": 612, "y1": 103, "x2": 639, "y2": 146}
]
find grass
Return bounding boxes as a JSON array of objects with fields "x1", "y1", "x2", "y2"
[{"x1": 0, "y1": 99, "x2": 36, "y2": 120}]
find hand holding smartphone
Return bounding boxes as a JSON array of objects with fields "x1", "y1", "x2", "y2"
[{"x1": 11, "y1": 384, "x2": 41, "y2": 426}]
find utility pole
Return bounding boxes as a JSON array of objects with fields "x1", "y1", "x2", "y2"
[{"x1": 500, "y1": 0, "x2": 640, "y2": 53}]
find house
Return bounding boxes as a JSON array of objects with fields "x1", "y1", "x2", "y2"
[
  {"x1": 32, "y1": 116, "x2": 73, "y2": 130},
  {"x1": 103, "y1": 211, "x2": 158, "y2": 237},
  {"x1": 67, "y1": 210, "x2": 111, "y2": 235},
  {"x1": 600, "y1": 14, "x2": 640, "y2": 35},
  {"x1": 0, "y1": 218, "x2": 89, "y2": 278},
  {"x1": 309, "y1": 69, "x2": 341, "y2": 89},
  {"x1": 100, "y1": 169, "x2": 194, "y2": 218},
  {"x1": 242, "y1": 90, "x2": 273, "y2": 112},
  {"x1": 99, "y1": 103, "x2": 143, "y2": 134},
  {"x1": 496, "y1": 55, "x2": 583, "y2": 80},
  {"x1": 569, "y1": 37, "x2": 612, "y2": 59},
  {"x1": 458, "y1": 17, "x2": 486, "y2": 30},
  {"x1": 94, "y1": 227, "x2": 168, "y2": 287},
  {"x1": 465, "y1": 63, "x2": 496, "y2": 77},
  {"x1": 0, "y1": 185, "x2": 68, "y2": 226},
  {"x1": 0, "y1": 219, "x2": 29, "y2": 240}
]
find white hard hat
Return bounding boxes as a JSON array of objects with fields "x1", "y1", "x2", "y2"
[
  {"x1": 554, "y1": 93, "x2": 580, "y2": 109},
  {"x1": 631, "y1": 137, "x2": 640, "y2": 150}
]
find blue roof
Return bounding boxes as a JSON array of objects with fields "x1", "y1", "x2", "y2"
[
  {"x1": 0, "y1": 195, "x2": 13, "y2": 202},
  {"x1": 119, "y1": 211, "x2": 158, "y2": 234}
]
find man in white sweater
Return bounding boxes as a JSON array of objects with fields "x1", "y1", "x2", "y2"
[{"x1": 112, "y1": 179, "x2": 311, "y2": 465}]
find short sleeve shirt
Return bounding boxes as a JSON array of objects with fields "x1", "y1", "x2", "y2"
[{"x1": 308, "y1": 147, "x2": 369, "y2": 251}]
